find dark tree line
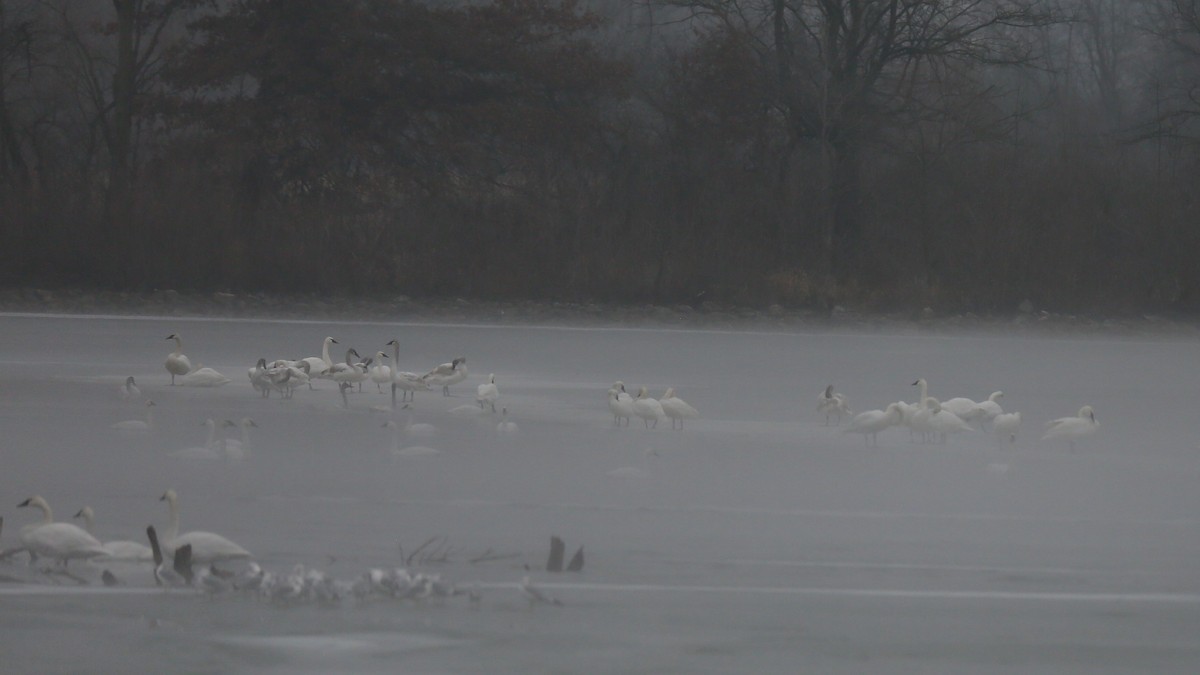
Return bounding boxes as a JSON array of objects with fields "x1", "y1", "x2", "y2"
[{"x1": 1, "y1": 0, "x2": 1198, "y2": 311}]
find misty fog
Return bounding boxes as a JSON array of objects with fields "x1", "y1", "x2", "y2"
[{"x1": 1, "y1": 312, "x2": 1197, "y2": 673}]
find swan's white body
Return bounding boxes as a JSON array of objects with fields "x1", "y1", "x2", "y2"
[
  {"x1": 940, "y1": 397, "x2": 983, "y2": 424},
  {"x1": 633, "y1": 387, "x2": 666, "y2": 429},
  {"x1": 249, "y1": 358, "x2": 273, "y2": 397},
  {"x1": 112, "y1": 400, "x2": 155, "y2": 431},
  {"x1": 73, "y1": 506, "x2": 153, "y2": 562},
  {"x1": 425, "y1": 357, "x2": 468, "y2": 396},
  {"x1": 119, "y1": 376, "x2": 142, "y2": 401},
  {"x1": 222, "y1": 418, "x2": 256, "y2": 461},
  {"x1": 660, "y1": 388, "x2": 699, "y2": 429},
  {"x1": 912, "y1": 397, "x2": 972, "y2": 443},
  {"x1": 496, "y1": 407, "x2": 519, "y2": 434},
  {"x1": 386, "y1": 339, "x2": 431, "y2": 404},
  {"x1": 165, "y1": 334, "x2": 191, "y2": 385},
  {"x1": 300, "y1": 337, "x2": 339, "y2": 379},
  {"x1": 992, "y1": 411, "x2": 1022, "y2": 444},
  {"x1": 1042, "y1": 405, "x2": 1098, "y2": 449},
  {"x1": 180, "y1": 366, "x2": 231, "y2": 387},
  {"x1": 817, "y1": 385, "x2": 852, "y2": 425},
  {"x1": 369, "y1": 351, "x2": 393, "y2": 393},
  {"x1": 976, "y1": 391, "x2": 1005, "y2": 425},
  {"x1": 608, "y1": 388, "x2": 635, "y2": 426},
  {"x1": 476, "y1": 374, "x2": 500, "y2": 412},
  {"x1": 160, "y1": 489, "x2": 252, "y2": 564},
  {"x1": 844, "y1": 403, "x2": 904, "y2": 446},
  {"x1": 17, "y1": 496, "x2": 107, "y2": 566}
]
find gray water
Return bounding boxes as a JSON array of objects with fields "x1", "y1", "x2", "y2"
[{"x1": 1, "y1": 313, "x2": 1198, "y2": 673}]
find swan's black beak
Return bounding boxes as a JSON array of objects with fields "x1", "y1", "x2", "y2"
[
  {"x1": 17, "y1": 498, "x2": 31, "y2": 508},
  {"x1": 73, "y1": 509, "x2": 84, "y2": 518},
  {"x1": 331, "y1": 338, "x2": 340, "y2": 344},
  {"x1": 911, "y1": 380, "x2": 919, "y2": 386},
  {"x1": 159, "y1": 492, "x2": 168, "y2": 502}
]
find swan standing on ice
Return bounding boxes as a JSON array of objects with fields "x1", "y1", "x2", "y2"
[
  {"x1": 844, "y1": 403, "x2": 904, "y2": 446},
  {"x1": 248, "y1": 358, "x2": 273, "y2": 397},
  {"x1": 1042, "y1": 405, "x2": 1098, "y2": 451},
  {"x1": 386, "y1": 339, "x2": 430, "y2": 406},
  {"x1": 119, "y1": 376, "x2": 143, "y2": 401},
  {"x1": 17, "y1": 496, "x2": 107, "y2": 567},
  {"x1": 992, "y1": 411, "x2": 1021, "y2": 444},
  {"x1": 300, "y1": 337, "x2": 339, "y2": 382},
  {"x1": 476, "y1": 374, "x2": 500, "y2": 412},
  {"x1": 112, "y1": 400, "x2": 156, "y2": 431},
  {"x1": 369, "y1": 351, "x2": 393, "y2": 393},
  {"x1": 660, "y1": 388, "x2": 699, "y2": 429},
  {"x1": 496, "y1": 407, "x2": 519, "y2": 434},
  {"x1": 328, "y1": 348, "x2": 368, "y2": 407},
  {"x1": 633, "y1": 387, "x2": 666, "y2": 429},
  {"x1": 72, "y1": 507, "x2": 153, "y2": 562},
  {"x1": 159, "y1": 489, "x2": 252, "y2": 564},
  {"x1": 165, "y1": 334, "x2": 192, "y2": 385},
  {"x1": 817, "y1": 385, "x2": 852, "y2": 425},
  {"x1": 607, "y1": 388, "x2": 635, "y2": 426},
  {"x1": 425, "y1": 357, "x2": 468, "y2": 397}
]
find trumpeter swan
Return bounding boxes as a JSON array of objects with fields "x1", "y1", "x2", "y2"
[
  {"x1": 992, "y1": 411, "x2": 1021, "y2": 444},
  {"x1": 660, "y1": 388, "x2": 699, "y2": 429},
  {"x1": 248, "y1": 358, "x2": 273, "y2": 398},
  {"x1": 72, "y1": 506, "x2": 153, "y2": 562},
  {"x1": 976, "y1": 391, "x2": 1005, "y2": 425},
  {"x1": 168, "y1": 419, "x2": 223, "y2": 460},
  {"x1": 386, "y1": 339, "x2": 430, "y2": 405},
  {"x1": 159, "y1": 489, "x2": 252, "y2": 564},
  {"x1": 112, "y1": 399, "x2": 156, "y2": 431},
  {"x1": 817, "y1": 385, "x2": 852, "y2": 425},
  {"x1": 941, "y1": 396, "x2": 984, "y2": 425},
  {"x1": 17, "y1": 496, "x2": 107, "y2": 567},
  {"x1": 222, "y1": 418, "x2": 257, "y2": 460},
  {"x1": 180, "y1": 365, "x2": 231, "y2": 387},
  {"x1": 424, "y1": 357, "x2": 468, "y2": 396},
  {"x1": 496, "y1": 407, "x2": 519, "y2": 434},
  {"x1": 844, "y1": 402, "x2": 904, "y2": 446},
  {"x1": 912, "y1": 397, "x2": 972, "y2": 443},
  {"x1": 165, "y1": 334, "x2": 191, "y2": 385},
  {"x1": 607, "y1": 388, "x2": 634, "y2": 426},
  {"x1": 1042, "y1": 405, "x2": 1098, "y2": 451},
  {"x1": 119, "y1": 376, "x2": 142, "y2": 401},
  {"x1": 633, "y1": 387, "x2": 665, "y2": 429},
  {"x1": 369, "y1": 351, "x2": 392, "y2": 393},
  {"x1": 476, "y1": 374, "x2": 500, "y2": 412},
  {"x1": 328, "y1": 348, "x2": 368, "y2": 407},
  {"x1": 300, "y1": 337, "x2": 339, "y2": 381}
]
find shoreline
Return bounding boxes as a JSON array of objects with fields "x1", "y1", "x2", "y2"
[{"x1": 1, "y1": 287, "x2": 1197, "y2": 339}]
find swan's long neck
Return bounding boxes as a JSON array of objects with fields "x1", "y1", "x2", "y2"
[
  {"x1": 171, "y1": 335, "x2": 183, "y2": 356},
  {"x1": 322, "y1": 339, "x2": 334, "y2": 366},
  {"x1": 164, "y1": 496, "x2": 180, "y2": 542},
  {"x1": 392, "y1": 342, "x2": 401, "y2": 365},
  {"x1": 35, "y1": 500, "x2": 53, "y2": 524},
  {"x1": 916, "y1": 379, "x2": 928, "y2": 403},
  {"x1": 78, "y1": 509, "x2": 94, "y2": 532}
]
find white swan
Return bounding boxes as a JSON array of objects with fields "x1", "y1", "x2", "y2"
[
  {"x1": 992, "y1": 411, "x2": 1021, "y2": 444},
  {"x1": 179, "y1": 365, "x2": 231, "y2": 387},
  {"x1": 165, "y1": 334, "x2": 191, "y2": 385},
  {"x1": 369, "y1": 351, "x2": 393, "y2": 393},
  {"x1": 424, "y1": 357, "x2": 468, "y2": 396},
  {"x1": 386, "y1": 339, "x2": 430, "y2": 405},
  {"x1": 112, "y1": 399, "x2": 156, "y2": 431},
  {"x1": 940, "y1": 396, "x2": 984, "y2": 425},
  {"x1": 844, "y1": 402, "x2": 904, "y2": 446},
  {"x1": 817, "y1": 385, "x2": 852, "y2": 425},
  {"x1": 248, "y1": 358, "x2": 273, "y2": 398},
  {"x1": 912, "y1": 397, "x2": 972, "y2": 443},
  {"x1": 167, "y1": 419, "x2": 223, "y2": 460},
  {"x1": 496, "y1": 407, "x2": 519, "y2": 434},
  {"x1": 607, "y1": 388, "x2": 634, "y2": 426},
  {"x1": 17, "y1": 496, "x2": 107, "y2": 567},
  {"x1": 159, "y1": 489, "x2": 252, "y2": 564},
  {"x1": 476, "y1": 374, "x2": 500, "y2": 412},
  {"x1": 1042, "y1": 405, "x2": 1098, "y2": 450},
  {"x1": 328, "y1": 348, "x2": 368, "y2": 407},
  {"x1": 119, "y1": 376, "x2": 143, "y2": 401},
  {"x1": 660, "y1": 388, "x2": 699, "y2": 429},
  {"x1": 300, "y1": 337, "x2": 339, "y2": 381},
  {"x1": 72, "y1": 506, "x2": 153, "y2": 562},
  {"x1": 633, "y1": 387, "x2": 666, "y2": 429},
  {"x1": 222, "y1": 418, "x2": 256, "y2": 460},
  {"x1": 271, "y1": 361, "x2": 310, "y2": 398},
  {"x1": 975, "y1": 391, "x2": 1005, "y2": 425}
]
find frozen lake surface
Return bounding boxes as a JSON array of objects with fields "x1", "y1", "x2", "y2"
[{"x1": 1, "y1": 312, "x2": 1198, "y2": 673}]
